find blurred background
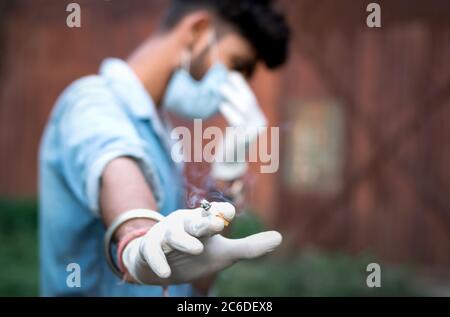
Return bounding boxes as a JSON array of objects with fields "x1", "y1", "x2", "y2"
[{"x1": 1, "y1": 0, "x2": 450, "y2": 296}]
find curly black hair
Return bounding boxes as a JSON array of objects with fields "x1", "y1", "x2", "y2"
[{"x1": 162, "y1": 0, "x2": 290, "y2": 69}]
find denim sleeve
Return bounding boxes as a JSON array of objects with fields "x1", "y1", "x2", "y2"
[{"x1": 58, "y1": 83, "x2": 163, "y2": 216}]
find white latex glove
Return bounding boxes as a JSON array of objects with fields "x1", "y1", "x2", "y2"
[
  {"x1": 212, "y1": 71, "x2": 268, "y2": 181},
  {"x1": 122, "y1": 202, "x2": 282, "y2": 285}
]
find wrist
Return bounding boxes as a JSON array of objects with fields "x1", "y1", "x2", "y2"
[
  {"x1": 104, "y1": 209, "x2": 164, "y2": 278},
  {"x1": 117, "y1": 227, "x2": 149, "y2": 282},
  {"x1": 115, "y1": 218, "x2": 157, "y2": 242}
]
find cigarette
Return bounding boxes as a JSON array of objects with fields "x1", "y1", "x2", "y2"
[
  {"x1": 217, "y1": 212, "x2": 230, "y2": 227},
  {"x1": 200, "y1": 199, "x2": 229, "y2": 227}
]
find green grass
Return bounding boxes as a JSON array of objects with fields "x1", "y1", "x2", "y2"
[
  {"x1": 0, "y1": 198, "x2": 39, "y2": 296},
  {"x1": 0, "y1": 198, "x2": 427, "y2": 297},
  {"x1": 215, "y1": 210, "x2": 426, "y2": 297},
  {"x1": 214, "y1": 252, "x2": 425, "y2": 296}
]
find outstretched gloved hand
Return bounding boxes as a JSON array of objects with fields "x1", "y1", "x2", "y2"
[{"x1": 121, "y1": 202, "x2": 282, "y2": 285}]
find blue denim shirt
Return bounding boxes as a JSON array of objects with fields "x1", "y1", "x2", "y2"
[{"x1": 39, "y1": 58, "x2": 193, "y2": 296}]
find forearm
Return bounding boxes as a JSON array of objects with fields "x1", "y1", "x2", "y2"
[{"x1": 100, "y1": 157, "x2": 158, "y2": 242}]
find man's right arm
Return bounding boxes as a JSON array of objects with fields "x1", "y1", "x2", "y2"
[
  {"x1": 100, "y1": 157, "x2": 159, "y2": 248},
  {"x1": 99, "y1": 156, "x2": 226, "y2": 293}
]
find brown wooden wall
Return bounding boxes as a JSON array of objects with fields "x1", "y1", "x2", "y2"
[
  {"x1": 1, "y1": 0, "x2": 450, "y2": 270},
  {"x1": 0, "y1": 0, "x2": 168, "y2": 195},
  {"x1": 277, "y1": 0, "x2": 450, "y2": 269}
]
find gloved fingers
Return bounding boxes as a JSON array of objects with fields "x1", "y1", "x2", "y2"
[
  {"x1": 227, "y1": 72, "x2": 256, "y2": 103},
  {"x1": 225, "y1": 230, "x2": 283, "y2": 260},
  {"x1": 184, "y1": 202, "x2": 235, "y2": 237},
  {"x1": 220, "y1": 101, "x2": 246, "y2": 127},
  {"x1": 165, "y1": 229, "x2": 204, "y2": 255},
  {"x1": 219, "y1": 88, "x2": 266, "y2": 130},
  {"x1": 185, "y1": 213, "x2": 224, "y2": 237},
  {"x1": 221, "y1": 82, "x2": 252, "y2": 113},
  {"x1": 142, "y1": 235, "x2": 172, "y2": 279},
  {"x1": 208, "y1": 201, "x2": 235, "y2": 224}
]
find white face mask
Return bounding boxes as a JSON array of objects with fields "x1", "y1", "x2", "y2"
[{"x1": 162, "y1": 30, "x2": 228, "y2": 120}]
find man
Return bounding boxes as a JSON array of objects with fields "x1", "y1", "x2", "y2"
[{"x1": 39, "y1": 0, "x2": 290, "y2": 296}]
